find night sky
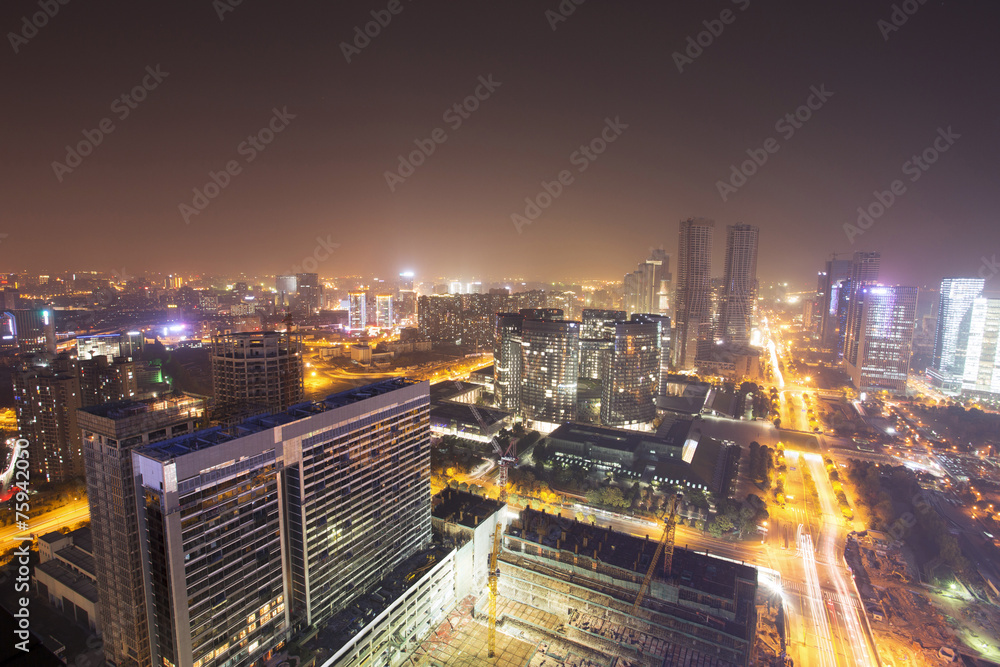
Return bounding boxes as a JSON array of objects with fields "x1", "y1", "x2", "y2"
[{"x1": 3, "y1": 1, "x2": 999, "y2": 287}]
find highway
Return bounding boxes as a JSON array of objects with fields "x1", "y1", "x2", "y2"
[{"x1": 0, "y1": 498, "x2": 90, "y2": 548}]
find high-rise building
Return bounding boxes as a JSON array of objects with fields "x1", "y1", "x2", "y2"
[
  {"x1": 631, "y1": 313, "x2": 671, "y2": 396},
  {"x1": 520, "y1": 318, "x2": 580, "y2": 429},
  {"x1": 0, "y1": 308, "x2": 56, "y2": 356},
  {"x1": 275, "y1": 274, "x2": 297, "y2": 307},
  {"x1": 579, "y1": 309, "x2": 626, "y2": 380},
  {"x1": 842, "y1": 251, "x2": 881, "y2": 365},
  {"x1": 494, "y1": 313, "x2": 525, "y2": 412},
  {"x1": 79, "y1": 356, "x2": 138, "y2": 407},
  {"x1": 417, "y1": 295, "x2": 460, "y2": 344},
  {"x1": 131, "y1": 379, "x2": 431, "y2": 667},
  {"x1": 623, "y1": 250, "x2": 671, "y2": 316},
  {"x1": 674, "y1": 218, "x2": 714, "y2": 369},
  {"x1": 718, "y1": 223, "x2": 759, "y2": 346},
  {"x1": 962, "y1": 297, "x2": 1000, "y2": 397},
  {"x1": 844, "y1": 285, "x2": 917, "y2": 392},
  {"x1": 349, "y1": 291, "x2": 367, "y2": 330},
  {"x1": 818, "y1": 258, "x2": 853, "y2": 350},
  {"x1": 295, "y1": 272, "x2": 322, "y2": 313},
  {"x1": 13, "y1": 352, "x2": 82, "y2": 483},
  {"x1": 76, "y1": 331, "x2": 143, "y2": 361},
  {"x1": 79, "y1": 393, "x2": 207, "y2": 667},
  {"x1": 601, "y1": 320, "x2": 660, "y2": 427},
  {"x1": 375, "y1": 294, "x2": 393, "y2": 328},
  {"x1": 927, "y1": 278, "x2": 985, "y2": 392},
  {"x1": 210, "y1": 331, "x2": 304, "y2": 412}
]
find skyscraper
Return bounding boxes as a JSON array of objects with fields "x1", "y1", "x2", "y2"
[
  {"x1": 579, "y1": 309, "x2": 626, "y2": 380},
  {"x1": 131, "y1": 379, "x2": 431, "y2": 667},
  {"x1": 844, "y1": 285, "x2": 917, "y2": 392},
  {"x1": 494, "y1": 313, "x2": 525, "y2": 412},
  {"x1": 673, "y1": 218, "x2": 714, "y2": 369},
  {"x1": 818, "y1": 257, "x2": 853, "y2": 351},
  {"x1": 349, "y1": 291, "x2": 367, "y2": 330},
  {"x1": 623, "y1": 249, "x2": 671, "y2": 316},
  {"x1": 718, "y1": 223, "x2": 759, "y2": 346},
  {"x1": 962, "y1": 297, "x2": 1000, "y2": 397},
  {"x1": 375, "y1": 294, "x2": 393, "y2": 328},
  {"x1": 600, "y1": 320, "x2": 660, "y2": 427},
  {"x1": 79, "y1": 393, "x2": 207, "y2": 667},
  {"x1": 842, "y1": 251, "x2": 881, "y2": 366},
  {"x1": 520, "y1": 318, "x2": 580, "y2": 429},
  {"x1": 210, "y1": 331, "x2": 304, "y2": 413},
  {"x1": 0, "y1": 308, "x2": 56, "y2": 356},
  {"x1": 14, "y1": 352, "x2": 82, "y2": 483},
  {"x1": 78, "y1": 355, "x2": 138, "y2": 407},
  {"x1": 631, "y1": 313, "x2": 672, "y2": 397},
  {"x1": 295, "y1": 272, "x2": 322, "y2": 313},
  {"x1": 928, "y1": 278, "x2": 985, "y2": 392},
  {"x1": 275, "y1": 274, "x2": 297, "y2": 307}
]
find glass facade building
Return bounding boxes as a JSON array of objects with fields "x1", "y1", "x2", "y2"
[
  {"x1": 600, "y1": 320, "x2": 660, "y2": 427},
  {"x1": 962, "y1": 297, "x2": 1000, "y2": 397},
  {"x1": 579, "y1": 309, "x2": 625, "y2": 380},
  {"x1": 846, "y1": 285, "x2": 917, "y2": 392},
  {"x1": 928, "y1": 277, "x2": 985, "y2": 392},
  {"x1": 520, "y1": 319, "x2": 580, "y2": 428}
]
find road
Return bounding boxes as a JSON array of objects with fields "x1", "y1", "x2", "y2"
[{"x1": 0, "y1": 499, "x2": 90, "y2": 548}]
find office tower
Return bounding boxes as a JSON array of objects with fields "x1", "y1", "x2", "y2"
[
  {"x1": 131, "y1": 379, "x2": 430, "y2": 667},
  {"x1": 398, "y1": 271, "x2": 415, "y2": 292},
  {"x1": 0, "y1": 308, "x2": 56, "y2": 356},
  {"x1": 79, "y1": 356, "x2": 138, "y2": 407},
  {"x1": 818, "y1": 258, "x2": 853, "y2": 350},
  {"x1": 494, "y1": 313, "x2": 525, "y2": 412},
  {"x1": 349, "y1": 291, "x2": 367, "y2": 330},
  {"x1": 601, "y1": 320, "x2": 660, "y2": 427},
  {"x1": 623, "y1": 250, "x2": 671, "y2": 316},
  {"x1": 631, "y1": 313, "x2": 671, "y2": 396},
  {"x1": 1, "y1": 288, "x2": 21, "y2": 309},
  {"x1": 927, "y1": 278, "x2": 986, "y2": 392},
  {"x1": 844, "y1": 285, "x2": 917, "y2": 392},
  {"x1": 76, "y1": 331, "x2": 143, "y2": 361},
  {"x1": 718, "y1": 223, "x2": 759, "y2": 346},
  {"x1": 520, "y1": 318, "x2": 580, "y2": 429},
  {"x1": 13, "y1": 352, "x2": 82, "y2": 483},
  {"x1": 842, "y1": 251, "x2": 881, "y2": 365},
  {"x1": 673, "y1": 218, "x2": 714, "y2": 369},
  {"x1": 210, "y1": 331, "x2": 304, "y2": 412},
  {"x1": 963, "y1": 297, "x2": 1000, "y2": 397},
  {"x1": 375, "y1": 294, "x2": 393, "y2": 328},
  {"x1": 579, "y1": 309, "x2": 626, "y2": 380},
  {"x1": 79, "y1": 393, "x2": 207, "y2": 667},
  {"x1": 164, "y1": 274, "x2": 183, "y2": 290},
  {"x1": 295, "y1": 272, "x2": 322, "y2": 313},
  {"x1": 276, "y1": 274, "x2": 297, "y2": 307}
]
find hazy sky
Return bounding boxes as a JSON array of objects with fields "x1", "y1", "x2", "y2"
[{"x1": 3, "y1": 1, "x2": 998, "y2": 288}]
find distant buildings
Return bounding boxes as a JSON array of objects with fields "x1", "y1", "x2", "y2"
[
  {"x1": 14, "y1": 352, "x2": 82, "y2": 483},
  {"x1": 624, "y1": 249, "x2": 670, "y2": 316},
  {"x1": 842, "y1": 251, "x2": 881, "y2": 366},
  {"x1": 844, "y1": 285, "x2": 917, "y2": 393},
  {"x1": 349, "y1": 291, "x2": 367, "y2": 329},
  {"x1": 963, "y1": 297, "x2": 1000, "y2": 398},
  {"x1": 0, "y1": 308, "x2": 56, "y2": 356},
  {"x1": 673, "y1": 218, "x2": 714, "y2": 369},
  {"x1": 928, "y1": 278, "x2": 985, "y2": 392},
  {"x1": 717, "y1": 223, "x2": 759, "y2": 346},
  {"x1": 210, "y1": 331, "x2": 304, "y2": 412},
  {"x1": 375, "y1": 294, "x2": 393, "y2": 327},
  {"x1": 295, "y1": 272, "x2": 322, "y2": 313},
  {"x1": 817, "y1": 257, "x2": 853, "y2": 351}
]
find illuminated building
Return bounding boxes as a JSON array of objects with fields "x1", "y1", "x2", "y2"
[
  {"x1": 842, "y1": 251, "x2": 881, "y2": 365},
  {"x1": 579, "y1": 309, "x2": 625, "y2": 380},
  {"x1": 349, "y1": 291, "x2": 367, "y2": 330},
  {"x1": 131, "y1": 379, "x2": 430, "y2": 667},
  {"x1": 417, "y1": 295, "x2": 460, "y2": 345},
  {"x1": 79, "y1": 356, "x2": 138, "y2": 407},
  {"x1": 210, "y1": 331, "x2": 304, "y2": 412},
  {"x1": 718, "y1": 223, "x2": 758, "y2": 346},
  {"x1": 962, "y1": 297, "x2": 1000, "y2": 398},
  {"x1": 673, "y1": 218, "x2": 714, "y2": 369},
  {"x1": 624, "y1": 249, "x2": 670, "y2": 316},
  {"x1": 13, "y1": 352, "x2": 82, "y2": 483},
  {"x1": 493, "y1": 313, "x2": 525, "y2": 412},
  {"x1": 275, "y1": 274, "x2": 297, "y2": 306},
  {"x1": 76, "y1": 331, "x2": 143, "y2": 361},
  {"x1": 79, "y1": 393, "x2": 207, "y2": 667},
  {"x1": 295, "y1": 272, "x2": 322, "y2": 313},
  {"x1": 520, "y1": 318, "x2": 580, "y2": 430},
  {"x1": 844, "y1": 285, "x2": 917, "y2": 392},
  {"x1": 631, "y1": 313, "x2": 671, "y2": 396},
  {"x1": 818, "y1": 258, "x2": 852, "y2": 350},
  {"x1": 376, "y1": 294, "x2": 393, "y2": 327},
  {"x1": 927, "y1": 277, "x2": 985, "y2": 392},
  {"x1": 0, "y1": 308, "x2": 56, "y2": 355},
  {"x1": 600, "y1": 320, "x2": 659, "y2": 428}
]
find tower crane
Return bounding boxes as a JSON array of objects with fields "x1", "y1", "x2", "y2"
[{"x1": 632, "y1": 494, "x2": 681, "y2": 615}]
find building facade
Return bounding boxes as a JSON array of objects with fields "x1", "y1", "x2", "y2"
[
  {"x1": 928, "y1": 278, "x2": 985, "y2": 392},
  {"x1": 579, "y1": 309, "x2": 625, "y2": 380},
  {"x1": 14, "y1": 352, "x2": 82, "y2": 483},
  {"x1": 845, "y1": 285, "x2": 917, "y2": 392},
  {"x1": 718, "y1": 223, "x2": 759, "y2": 346},
  {"x1": 520, "y1": 318, "x2": 580, "y2": 429},
  {"x1": 210, "y1": 331, "x2": 304, "y2": 413},
  {"x1": 600, "y1": 320, "x2": 660, "y2": 427},
  {"x1": 963, "y1": 297, "x2": 1000, "y2": 398},
  {"x1": 673, "y1": 218, "x2": 714, "y2": 369}
]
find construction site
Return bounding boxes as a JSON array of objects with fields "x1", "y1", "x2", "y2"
[{"x1": 409, "y1": 494, "x2": 757, "y2": 667}]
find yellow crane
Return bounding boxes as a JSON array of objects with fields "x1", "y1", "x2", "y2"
[
  {"x1": 487, "y1": 521, "x2": 502, "y2": 658},
  {"x1": 631, "y1": 494, "x2": 681, "y2": 615}
]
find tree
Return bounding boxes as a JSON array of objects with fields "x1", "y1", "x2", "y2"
[{"x1": 709, "y1": 515, "x2": 734, "y2": 537}]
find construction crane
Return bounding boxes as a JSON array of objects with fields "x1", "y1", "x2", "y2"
[
  {"x1": 487, "y1": 521, "x2": 502, "y2": 658},
  {"x1": 631, "y1": 494, "x2": 681, "y2": 615}
]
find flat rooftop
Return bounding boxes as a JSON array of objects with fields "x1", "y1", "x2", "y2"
[
  {"x1": 137, "y1": 378, "x2": 422, "y2": 461},
  {"x1": 548, "y1": 422, "x2": 683, "y2": 454},
  {"x1": 35, "y1": 560, "x2": 99, "y2": 604},
  {"x1": 79, "y1": 391, "x2": 204, "y2": 419},
  {"x1": 432, "y1": 488, "x2": 504, "y2": 529},
  {"x1": 430, "y1": 402, "x2": 508, "y2": 429},
  {"x1": 429, "y1": 381, "x2": 480, "y2": 403}
]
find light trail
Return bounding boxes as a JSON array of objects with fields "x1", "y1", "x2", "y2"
[{"x1": 799, "y1": 525, "x2": 838, "y2": 667}]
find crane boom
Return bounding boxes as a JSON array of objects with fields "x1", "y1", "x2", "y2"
[
  {"x1": 632, "y1": 494, "x2": 680, "y2": 615},
  {"x1": 487, "y1": 522, "x2": 502, "y2": 658}
]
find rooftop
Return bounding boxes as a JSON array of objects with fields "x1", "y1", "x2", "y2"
[
  {"x1": 35, "y1": 560, "x2": 99, "y2": 604},
  {"x1": 79, "y1": 391, "x2": 204, "y2": 420},
  {"x1": 548, "y1": 421, "x2": 682, "y2": 454},
  {"x1": 136, "y1": 378, "x2": 422, "y2": 461},
  {"x1": 429, "y1": 402, "x2": 508, "y2": 429},
  {"x1": 431, "y1": 488, "x2": 505, "y2": 529}
]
